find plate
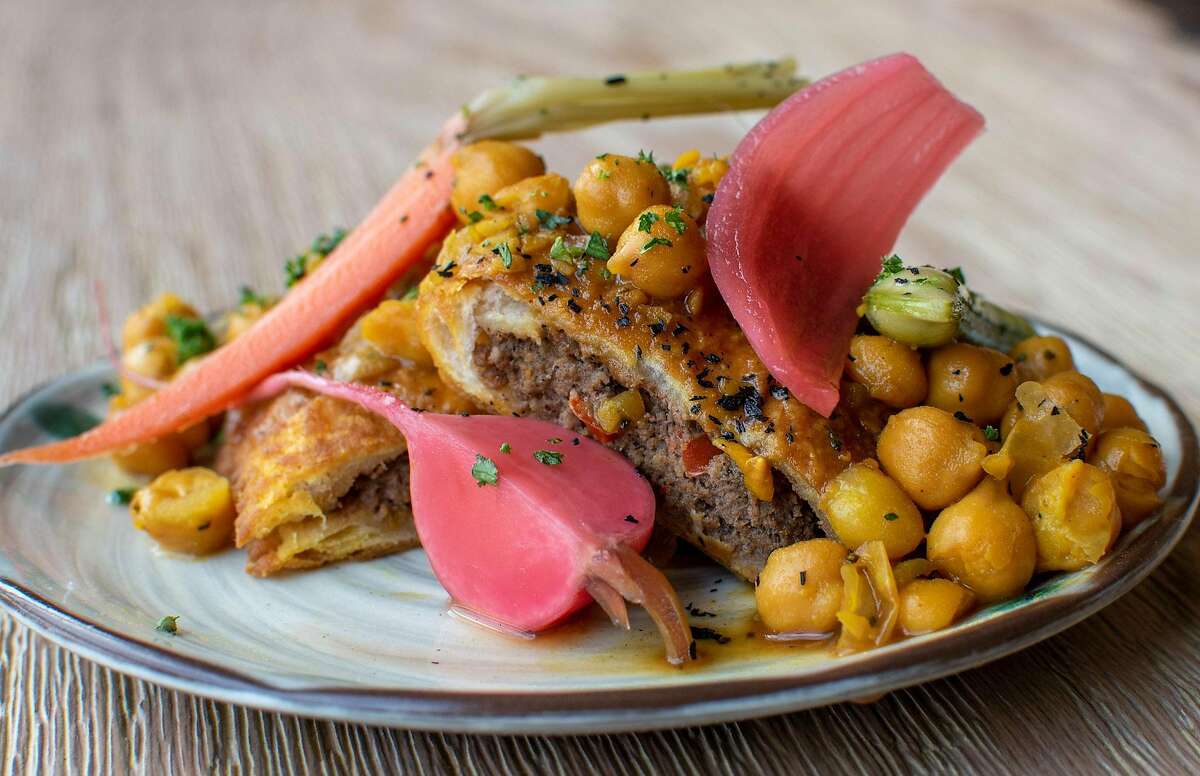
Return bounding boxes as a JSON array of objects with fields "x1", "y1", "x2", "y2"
[{"x1": 0, "y1": 324, "x2": 1195, "y2": 734}]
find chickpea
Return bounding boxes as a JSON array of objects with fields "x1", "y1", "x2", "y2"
[
  {"x1": 122, "y1": 336, "x2": 178, "y2": 381},
  {"x1": 222, "y1": 301, "x2": 269, "y2": 344},
  {"x1": 927, "y1": 477, "x2": 1037, "y2": 602},
  {"x1": 1041, "y1": 371, "x2": 1104, "y2": 439},
  {"x1": 1022, "y1": 460, "x2": 1121, "y2": 572},
  {"x1": 819, "y1": 461, "x2": 924, "y2": 559},
  {"x1": 925, "y1": 343, "x2": 1018, "y2": 425},
  {"x1": 573, "y1": 154, "x2": 671, "y2": 243},
  {"x1": 450, "y1": 141, "x2": 545, "y2": 223},
  {"x1": 845, "y1": 335, "x2": 927, "y2": 409},
  {"x1": 360, "y1": 298, "x2": 433, "y2": 366},
  {"x1": 491, "y1": 173, "x2": 573, "y2": 226},
  {"x1": 121, "y1": 293, "x2": 198, "y2": 351},
  {"x1": 1090, "y1": 427, "x2": 1166, "y2": 527},
  {"x1": 112, "y1": 435, "x2": 190, "y2": 477},
  {"x1": 1101, "y1": 393, "x2": 1146, "y2": 432},
  {"x1": 755, "y1": 539, "x2": 847, "y2": 634},
  {"x1": 608, "y1": 205, "x2": 706, "y2": 299},
  {"x1": 130, "y1": 467, "x2": 236, "y2": 555},
  {"x1": 897, "y1": 578, "x2": 975, "y2": 636},
  {"x1": 1010, "y1": 335, "x2": 1074, "y2": 382},
  {"x1": 878, "y1": 406, "x2": 989, "y2": 510}
]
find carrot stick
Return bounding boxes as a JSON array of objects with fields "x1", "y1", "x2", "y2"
[{"x1": 3, "y1": 62, "x2": 803, "y2": 466}]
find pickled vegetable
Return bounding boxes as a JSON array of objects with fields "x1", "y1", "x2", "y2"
[{"x1": 862, "y1": 264, "x2": 962, "y2": 347}]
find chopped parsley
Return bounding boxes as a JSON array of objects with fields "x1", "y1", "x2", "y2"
[
  {"x1": 238, "y1": 285, "x2": 267, "y2": 306},
  {"x1": 311, "y1": 228, "x2": 348, "y2": 256},
  {"x1": 549, "y1": 236, "x2": 582, "y2": 261},
  {"x1": 164, "y1": 315, "x2": 216, "y2": 364},
  {"x1": 314, "y1": 359, "x2": 327, "y2": 374},
  {"x1": 106, "y1": 487, "x2": 137, "y2": 506},
  {"x1": 533, "y1": 450, "x2": 563, "y2": 466},
  {"x1": 155, "y1": 615, "x2": 180, "y2": 635},
  {"x1": 983, "y1": 425, "x2": 1001, "y2": 442},
  {"x1": 497, "y1": 242, "x2": 513, "y2": 269},
  {"x1": 884, "y1": 512, "x2": 899, "y2": 522},
  {"x1": 593, "y1": 167, "x2": 611, "y2": 180},
  {"x1": 536, "y1": 209, "x2": 571, "y2": 230},
  {"x1": 660, "y1": 165, "x2": 689, "y2": 184},
  {"x1": 471, "y1": 454, "x2": 499, "y2": 486},
  {"x1": 499, "y1": 442, "x2": 511, "y2": 454},
  {"x1": 285, "y1": 228, "x2": 348, "y2": 287},
  {"x1": 583, "y1": 232, "x2": 610, "y2": 260},
  {"x1": 637, "y1": 211, "x2": 660, "y2": 233},
  {"x1": 595, "y1": 153, "x2": 610, "y2": 160},
  {"x1": 401, "y1": 286, "x2": 419, "y2": 301},
  {"x1": 664, "y1": 208, "x2": 687, "y2": 234},
  {"x1": 640, "y1": 237, "x2": 673, "y2": 254},
  {"x1": 636, "y1": 149, "x2": 656, "y2": 165},
  {"x1": 100, "y1": 382, "x2": 121, "y2": 398},
  {"x1": 874, "y1": 254, "x2": 905, "y2": 283},
  {"x1": 477, "y1": 193, "x2": 498, "y2": 211},
  {"x1": 465, "y1": 210, "x2": 484, "y2": 223},
  {"x1": 945, "y1": 266, "x2": 966, "y2": 285}
]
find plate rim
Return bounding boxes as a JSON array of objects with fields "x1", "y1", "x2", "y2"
[{"x1": 1, "y1": 323, "x2": 1196, "y2": 735}]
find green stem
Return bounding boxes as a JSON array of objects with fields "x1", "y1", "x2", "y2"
[{"x1": 459, "y1": 59, "x2": 806, "y2": 143}]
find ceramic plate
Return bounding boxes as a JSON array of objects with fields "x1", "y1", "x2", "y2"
[{"x1": 0, "y1": 324, "x2": 1195, "y2": 734}]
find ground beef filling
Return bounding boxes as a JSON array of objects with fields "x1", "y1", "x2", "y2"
[
  {"x1": 340, "y1": 456, "x2": 413, "y2": 524},
  {"x1": 473, "y1": 328, "x2": 819, "y2": 579}
]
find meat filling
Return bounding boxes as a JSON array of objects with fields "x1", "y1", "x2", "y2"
[{"x1": 473, "y1": 327, "x2": 820, "y2": 579}]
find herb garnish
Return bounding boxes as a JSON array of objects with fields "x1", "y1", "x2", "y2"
[
  {"x1": 100, "y1": 382, "x2": 121, "y2": 398},
  {"x1": 533, "y1": 450, "x2": 563, "y2": 466},
  {"x1": 164, "y1": 315, "x2": 216, "y2": 364},
  {"x1": 636, "y1": 149, "x2": 656, "y2": 164},
  {"x1": 583, "y1": 232, "x2": 609, "y2": 260},
  {"x1": 874, "y1": 254, "x2": 904, "y2": 282},
  {"x1": 549, "y1": 236, "x2": 582, "y2": 261},
  {"x1": 640, "y1": 237, "x2": 673, "y2": 254},
  {"x1": 983, "y1": 425, "x2": 1001, "y2": 442},
  {"x1": 238, "y1": 285, "x2": 267, "y2": 306},
  {"x1": 637, "y1": 211, "x2": 660, "y2": 233},
  {"x1": 499, "y1": 442, "x2": 511, "y2": 454},
  {"x1": 471, "y1": 454, "x2": 499, "y2": 486},
  {"x1": 497, "y1": 243, "x2": 513, "y2": 269},
  {"x1": 478, "y1": 193, "x2": 498, "y2": 211},
  {"x1": 466, "y1": 210, "x2": 484, "y2": 223},
  {"x1": 314, "y1": 360, "x2": 327, "y2": 374},
  {"x1": 664, "y1": 208, "x2": 687, "y2": 234},
  {"x1": 884, "y1": 512, "x2": 899, "y2": 522},
  {"x1": 536, "y1": 209, "x2": 571, "y2": 230},
  {"x1": 107, "y1": 488, "x2": 137, "y2": 506},
  {"x1": 155, "y1": 615, "x2": 180, "y2": 635},
  {"x1": 945, "y1": 266, "x2": 966, "y2": 284}
]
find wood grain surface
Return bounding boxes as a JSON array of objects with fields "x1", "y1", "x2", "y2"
[{"x1": 2, "y1": 0, "x2": 1199, "y2": 773}]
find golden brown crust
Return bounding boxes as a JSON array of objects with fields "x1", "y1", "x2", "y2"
[{"x1": 215, "y1": 313, "x2": 474, "y2": 576}]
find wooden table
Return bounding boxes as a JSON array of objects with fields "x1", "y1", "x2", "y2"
[{"x1": 2, "y1": 0, "x2": 1198, "y2": 772}]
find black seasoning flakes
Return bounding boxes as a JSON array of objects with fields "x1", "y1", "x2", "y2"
[
  {"x1": 661, "y1": 343, "x2": 671, "y2": 352},
  {"x1": 705, "y1": 353, "x2": 721, "y2": 365},
  {"x1": 435, "y1": 261, "x2": 456, "y2": 277},
  {"x1": 770, "y1": 385, "x2": 789, "y2": 401},
  {"x1": 707, "y1": 414, "x2": 722, "y2": 425},
  {"x1": 954, "y1": 410, "x2": 974, "y2": 423},
  {"x1": 690, "y1": 404, "x2": 701, "y2": 415},
  {"x1": 604, "y1": 74, "x2": 628, "y2": 86},
  {"x1": 623, "y1": 514, "x2": 639, "y2": 524},
  {"x1": 828, "y1": 428, "x2": 843, "y2": 452},
  {"x1": 1000, "y1": 362, "x2": 1015, "y2": 376},
  {"x1": 567, "y1": 298, "x2": 582, "y2": 314},
  {"x1": 616, "y1": 316, "x2": 631, "y2": 327},
  {"x1": 681, "y1": 342, "x2": 690, "y2": 355},
  {"x1": 691, "y1": 626, "x2": 731, "y2": 645},
  {"x1": 685, "y1": 603, "x2": 717, "y2": 618},
  {"x1": 672, "y1": 324, "x2": 688, "y2": 337},
  {"x1": 720, "y1": 431, "x2": 735, "y2": 441},
  {"x1": 649, "y1": 321, "x2": 665, "y2": 336}
]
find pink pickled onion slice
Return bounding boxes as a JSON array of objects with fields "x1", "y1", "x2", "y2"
[
  {"x1": 248, "y1": 371, "x2": 694, "y2": 664},
  {"x1": 706, "y1": 53, "x2": 984, "y2": 416}
]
